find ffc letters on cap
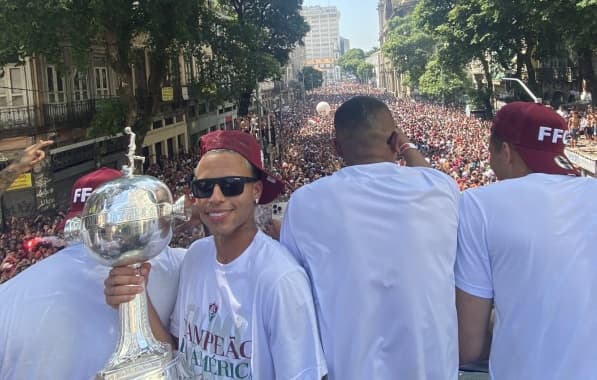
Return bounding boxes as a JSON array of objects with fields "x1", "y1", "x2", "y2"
[
  {"x1": 491, "y1": 102, "x2": 579, "y2": 176},
  {"x1": 57, "y1": 167, "x2": 123, "y2": 231}
]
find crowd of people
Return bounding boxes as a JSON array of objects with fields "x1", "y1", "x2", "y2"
[
  {"x1": 0, "y1": 83, "x2": 579, "y2": 283},
  {"x1": 0, "y1": 83, "x2": 595, "y2": 380},
  {"x1": 272, "y1": 84, "x2": 495, "y2": 195}
]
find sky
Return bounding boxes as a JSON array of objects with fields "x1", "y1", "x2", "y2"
[{"x1": 302, "y1": 0, "x2": 380, "y2": 51}]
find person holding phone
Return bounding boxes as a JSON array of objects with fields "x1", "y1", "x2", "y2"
[{"x1": 280, "y1": 96, "x2": 460, "y2": 379}]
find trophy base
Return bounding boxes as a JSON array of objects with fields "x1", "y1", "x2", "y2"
[{"x1": 96, "y1": 351, "x2": 172, "y2": 380}]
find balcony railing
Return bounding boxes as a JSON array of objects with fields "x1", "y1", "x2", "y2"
[
  {"x1": 0, "y1": 106, "x2": 37, "y2": 130},
  {"x1": 42, "y1": 99, "x2": 97, "y2": 127},
  {"x1": 0, "y1": 99, "x2": 100, "y2": 135}
]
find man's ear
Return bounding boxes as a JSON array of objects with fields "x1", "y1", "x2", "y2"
[
  {"x1": 502, "y1": 142, "x2": 513, "y2": 164},
  {"x1": 332, "y1": 137, "x2": 343, "y2": 157},
  {"x1": 388, "y1": 131, "x2": 398, "y2": 153},
  {"x1": 253, "y1": 180, "x2": 263, "y2": 203}
]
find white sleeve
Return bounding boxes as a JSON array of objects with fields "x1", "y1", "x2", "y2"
[
  {"x1": 279, "y1": 198, "x2": 304, "y2": 267},
  {"x1": 264, "y1": 270, "x2": 327, "y2": 380},
  {"x1": 455, "y1": 191, "x2": 494, "y2": 299},
  {"x1": 169, "y1": 262, "x2": 186, "y2": 341}
]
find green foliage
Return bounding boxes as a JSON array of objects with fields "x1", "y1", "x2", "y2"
[
  {"x1": 415, "y1": 0, "x2": 597, "y2": 110},
  {"x1": 337, "y1": 48, "x2": 367, "y2": 76},
  {"x1": 366, "y1": 47, "x2": 380, "y2": 57},
  {"x1": 88, "y1": 98, "x2": 128, "y2": 138},
  {"x1": 418, "y1": 57, "x2": 467, "y2": 103},
  {"x1": 0, "y1": 0, "x2": 203, "y2": 143},
  {"x1": 200, "y1": 0, "x2": 309, "y2": 115},
  {"x1": 300, "y1": 66, "x2": 323, "y2": 91},
  {"x1": 382, "y1": 13, "x2": 435, "y2": 89},
  {"x1": 356, "y1": 62, "x2": 375, "y2": 83}
]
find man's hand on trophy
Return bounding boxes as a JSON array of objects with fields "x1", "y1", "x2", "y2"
[{"x1": 104, "y1": 263, "x2": 151, "y2": 309}]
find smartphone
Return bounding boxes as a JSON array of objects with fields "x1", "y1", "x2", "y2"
[{"x1": 271, "y1": 202, "x2": 287, "y2": 221}]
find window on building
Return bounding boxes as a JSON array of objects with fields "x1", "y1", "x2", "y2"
[
  {"x1": 0, "y1": 67, "x2": 26, "y2": 107},
  {"x1": 73, "y1": 71, "x2": 89, "y2": 101},
  {"x1": 94, "y1": 67, "x2": 110, "y2": 98},
  {"x1": 184, "y1": 53, "x2": 194, "y2": 84},
  {"x1": 47, "y1": 66, "x2": 66, "y2": 104}
]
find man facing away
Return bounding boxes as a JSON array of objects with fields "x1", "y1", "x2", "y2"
[
  {"x1": 456, "y1": 102, "x2": 597, "y2": 379},
  {"x1": 0, "y1": 167, "x2": 185, "y2": 380},
  {"x1": 105, "y1": 131, "x2": 328, "y2": 379},
  {"x1": 281, "y1": 96, "x2": 460, "y2": 379}
]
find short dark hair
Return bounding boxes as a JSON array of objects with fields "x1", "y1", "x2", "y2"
[{"x1": 334, "y1": 96, "x2": 391, "y2": 135}]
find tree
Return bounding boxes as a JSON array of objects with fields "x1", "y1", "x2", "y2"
[
  {"x1": 356, "y1": 62, "x2": 375, "y2": 84},
  {"x1": 300, "y1": 66, "x2": 323, "y2": 91},
  {"x1": 414, "y1": 0, "x2": 510, "y2": 113},
  {"x1": 337, "y1": 48, "x2": 366, "y2": 76},
  {"x1": 418, "y1": 57, "x2": 467, "y2": 104},
  {"x1": 0, "y1": 0, "x2": 202, "y2": 146},
  {"x1": 382, "y1": 13, "x2": 435, "y2": 89},
  {"x1": 366, "y1": 47, "x2": 380, "y2": 57},
  {"x1": 200, "y1": 0, "x2": 309, "y2": 116},
  {"x1": 415, "y1": 0, "x2": 597, "y2": 112},
  {"x1": 539, "y1": 1, "x2": 597, "y2": 101}
]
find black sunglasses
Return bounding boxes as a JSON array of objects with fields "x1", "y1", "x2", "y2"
[{"x1": 190, "y1": 176, "x2": 258, "y2": 198}]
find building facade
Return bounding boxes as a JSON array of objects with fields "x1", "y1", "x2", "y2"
[
  {"x1": 0, "y1": 43, "x2": 238, "y2": 220},
  {"x1": 377, "y1": 0, "x2": 418, "y2": 96},
  {"x1": 302, "y1": 5, "x2": 341, "y2": 83}
]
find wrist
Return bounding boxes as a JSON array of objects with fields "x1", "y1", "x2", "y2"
[
  {"x1": 8, "y1": 161, "x2": 29, "y2": 173},
  {"x1": 399, "y1": 142, "x2": 417, "y2": 155}
]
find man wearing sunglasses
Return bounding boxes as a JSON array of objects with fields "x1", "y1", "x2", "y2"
[
  {"x1": 280, "y1": 96, "x2": 460, "y2": 379},
  {"x1": 104, "y1": 131, "x2": 328, "y2": 379}
]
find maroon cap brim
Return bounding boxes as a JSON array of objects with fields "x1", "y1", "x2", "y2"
[
  {"x1": 515, "y1": 145, "x2": 580, "y2": 177},
  {"x1": 258, "y1": 172, "x2": 284, "y2": 204}
]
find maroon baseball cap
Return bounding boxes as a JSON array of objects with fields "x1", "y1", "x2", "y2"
[
  {"x1": 57, "y1": 168, "x2": 123, "y2": 231},
  {"x1": 199, "y1": 130, "x2": 284, "y2": 204},
  {"x1": 491, "y1": 102, "x2": 579, "y2": 176}
]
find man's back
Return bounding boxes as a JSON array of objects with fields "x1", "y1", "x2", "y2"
[
  {"x1": 0, "y1": 244, "x2": 184, "y2": 380},
  {"x1": 456, "y1": 173, "x2": 597, "y2": 379},
  {"x1": 281, "y1": 163, "x2": 460, "y2": 380}
]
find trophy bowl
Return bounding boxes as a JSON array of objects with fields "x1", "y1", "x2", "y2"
[
  {"x1": 81, "y1": 175, "x2": 173, "y2": 267},
  {"x1": 80, "y1": 174, "x2": 182, "y2": 379}
]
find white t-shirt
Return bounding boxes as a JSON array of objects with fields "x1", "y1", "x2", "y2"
[
  {"x1": 281, "y1": 163, "x2": 460, "y2": 380},
  {"x1": 0, "y1": 243, "x2": 184, "y2": 380},
  {"x1": 170, "y1": 230, "x2": 327, "y2": 380},
  {"x1": 455, "y1": 173, "x2": 597, "y2": 379}
]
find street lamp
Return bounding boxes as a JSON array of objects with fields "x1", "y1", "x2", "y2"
[{"x1": 501, "y1": 78, "x2": 542, "y2": 104}]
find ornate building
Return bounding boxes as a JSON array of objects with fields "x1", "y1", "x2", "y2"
[{"x1": 377, "y1": 0, "x2": 418, "y2": 96}]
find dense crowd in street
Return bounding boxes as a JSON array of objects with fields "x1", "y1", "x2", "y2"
[{"x1": 0, "y1": 83, "x2": 517, "y2": 283}]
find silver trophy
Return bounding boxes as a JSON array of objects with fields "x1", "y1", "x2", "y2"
[{"x1": 77, "y1": 128, "x2": 190, "y2": 379}]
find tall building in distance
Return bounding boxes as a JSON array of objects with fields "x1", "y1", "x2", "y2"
[
  {"x1": 302, "y1": 5, "x2": 341, "y2": 83},
  {"x1": 339, "y1": 37, "x2": 351, "y2": 56}
]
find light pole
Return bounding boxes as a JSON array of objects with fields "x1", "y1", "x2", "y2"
[{"x1": 501, "y1": 78, "x2": 542, "y2": 104}]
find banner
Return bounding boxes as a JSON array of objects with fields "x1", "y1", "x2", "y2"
[
  {"x1": 7, "y1": 173, "x2": 32, "y2": 191},
  {"x1": 161, "y1": 87, "x2": 174, "y2": 102}
]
